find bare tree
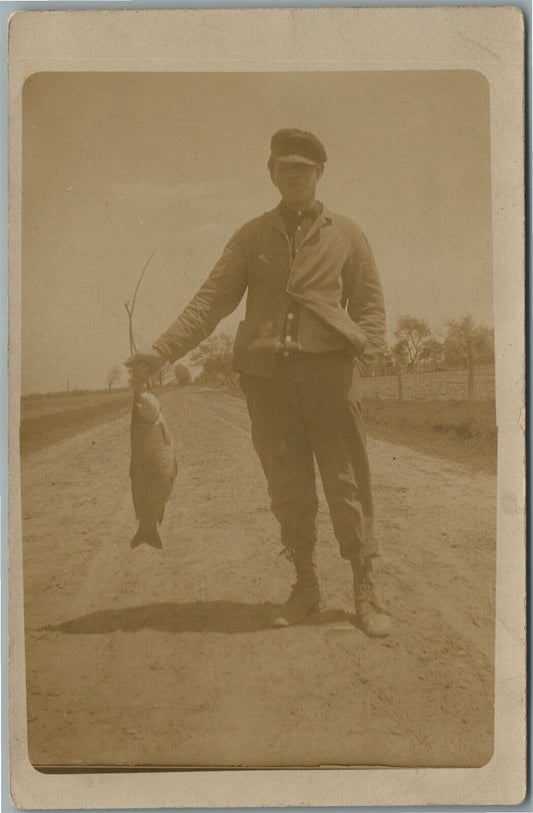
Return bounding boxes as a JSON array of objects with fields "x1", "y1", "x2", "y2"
[
  {"x1": 444, "y1": 314, "x2": 484, "y2": 399},
  {"x1": 391, "y1": 339, "x2": 407, "y2": 402},
  {"x1": 418, "y1": 337, "x2": 445, "y2": 370},
  {"x1": 393, "y1": 315, "x2": 432, "y2": 369},
  {"x1": 106, "y1": 365, "x2": 122, "y2": 393}
]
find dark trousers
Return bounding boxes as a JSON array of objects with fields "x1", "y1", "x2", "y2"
[{"x1": 240, "y1": 351, "x2": 377, "y2": 562}]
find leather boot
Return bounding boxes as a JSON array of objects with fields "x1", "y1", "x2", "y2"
[
  {"x1": 273, "y1": 548, "x2": 320, "y2": 627},
  {"x1": 351, "y1": 555, "x2": 391, "y2": 637}
]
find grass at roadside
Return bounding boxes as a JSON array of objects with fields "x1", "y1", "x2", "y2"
[
  {"x1": 362, "y1": 398, "x2": 496, "y2": 473},
  {"x1": 19, "y1": 393, "x2": 133, "y2": 455},
  {"x1": 20, "y1": 388, "x2": 189, "y2": 455}
]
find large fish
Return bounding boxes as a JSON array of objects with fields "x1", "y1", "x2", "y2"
[{"x1": 130, "y1": 388, "x2": 177, "y2": 549}]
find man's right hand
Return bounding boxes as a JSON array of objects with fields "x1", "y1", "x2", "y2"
[{"x1": 124, "y1": 348, "x2": 167, "y2": 386}]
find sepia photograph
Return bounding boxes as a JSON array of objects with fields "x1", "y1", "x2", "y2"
[
  {"x1": 19, "y1": 66, "x2": 498, "y2": 770},
  {"x1": 8, "y1": 7, "x2": 525, "y2": 809}
]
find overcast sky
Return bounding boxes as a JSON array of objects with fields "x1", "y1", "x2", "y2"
[{"x1": 21, "y1": 70, "x2": 492, "y2": 393}]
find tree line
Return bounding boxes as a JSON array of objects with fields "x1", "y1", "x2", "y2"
[
  {"x1": 106, "y1": 313, "x2": 494, "y2": 399},
  {"x1": 372, "y1": 314, "x2": 494, "y2": 401},
  {"x1": 186, "y1": 314, "x2": 494, "y2": 388},
  {"x1": 374, "y1": 314, "x2": 494, "y2": 375}
]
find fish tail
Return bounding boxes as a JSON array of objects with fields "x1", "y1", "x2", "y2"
[{"x1": 131, "y1": 523, "x2": 163, "y2": 550}]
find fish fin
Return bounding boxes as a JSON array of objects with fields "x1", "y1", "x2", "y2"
[
  {"x1": 158, "y1": 505, "x2": 165, "y2": 523},
  {"x1": 131, "y1": 524, "x2": 163, "y2": 550}
]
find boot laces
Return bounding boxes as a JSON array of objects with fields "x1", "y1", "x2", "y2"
[{"x1": 354, "y1": 557, "x2": 385, "y2": 612}]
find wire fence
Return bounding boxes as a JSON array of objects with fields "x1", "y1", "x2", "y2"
[{"x1": 361, "y1": 365, "x2": 495, "y2": 402}]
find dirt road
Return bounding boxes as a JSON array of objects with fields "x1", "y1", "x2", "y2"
[{"x1": 21, "y1": 388, "x2": 496, "y2": 770}]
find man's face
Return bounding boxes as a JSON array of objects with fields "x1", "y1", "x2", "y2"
[{"x1": 271, "y1": 160, "x2": 324, "y2": 206}]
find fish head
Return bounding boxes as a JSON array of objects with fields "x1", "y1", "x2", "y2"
[{"x1": 132, "y1": 391, "x2": 161, "y2": 424}]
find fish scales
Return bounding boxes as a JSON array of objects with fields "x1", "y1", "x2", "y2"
[{"x1": 131, "y1": 421, "x2": 176, "y2": 478}]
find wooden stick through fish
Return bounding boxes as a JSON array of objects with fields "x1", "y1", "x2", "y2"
[{"x1": 124, "y1": 247, "x2": 157, "y2": 355}]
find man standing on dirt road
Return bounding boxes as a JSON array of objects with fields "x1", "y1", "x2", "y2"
[{"x1": 126, "y1": 129, "x2": 391, "y2": 637}]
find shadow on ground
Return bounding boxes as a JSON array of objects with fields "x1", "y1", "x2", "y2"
[{"x1": 42, "y1": 601, "x2": 350, "y2": 635}]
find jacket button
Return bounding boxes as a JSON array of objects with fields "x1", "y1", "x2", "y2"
[
  {"x1": 286, "y1": 336, "x2": 292, "y2": 342},
  {"x1": 287, "y1": 313, "x2": 294, "y2": 320}
]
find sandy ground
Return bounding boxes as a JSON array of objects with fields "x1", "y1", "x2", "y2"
[{"x1": 21, "y1": 388, "x2": 496, "y2": 770}]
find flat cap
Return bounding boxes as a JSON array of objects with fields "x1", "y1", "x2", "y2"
[{"x1": 269, "y1": 129, "x2": 328, "y2": 166}]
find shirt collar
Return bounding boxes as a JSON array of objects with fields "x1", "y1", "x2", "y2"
[
  {"x1": 278, "y1": 199, "x2": 323, "y2": 221},
  {"x1": 268, "y1": 203, "x2": 332, "y2": 235}
]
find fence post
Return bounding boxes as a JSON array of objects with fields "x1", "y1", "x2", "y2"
[
  {"x1": 395, "y1": 360, "x2": 403, "y2": 402},
  {"x1": 466, "y1": 337, "x2": 474, "y2": 399}
]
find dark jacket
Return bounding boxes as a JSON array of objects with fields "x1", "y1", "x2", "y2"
[{"x1": 153, "y1": 204, "x2": 386, "y2": 378}]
